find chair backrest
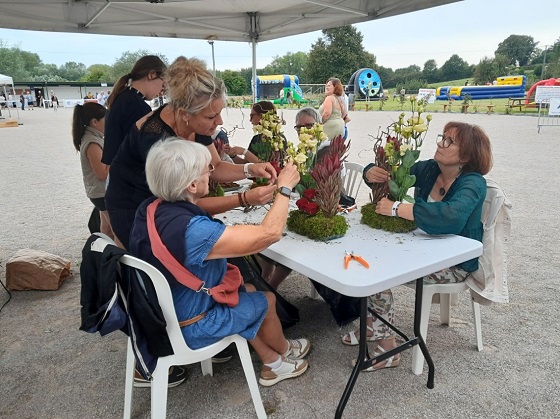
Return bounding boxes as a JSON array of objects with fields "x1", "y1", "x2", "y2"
[
  {"x1": 90, "y1": 235, "x2": 189, "y2": 356},
  {"x1": 342, "y1": 162, "x2": 364, "y2": 198},
  {"x1": 467, "y1": 179, "x2": 512, "y2": 304}
]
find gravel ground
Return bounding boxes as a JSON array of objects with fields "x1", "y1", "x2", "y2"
[{"x1": 0, "y1": 106, "x2": 558, "y2": 419}]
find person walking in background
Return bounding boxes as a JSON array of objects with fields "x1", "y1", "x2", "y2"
[
  {"x1": 319, "y1": 77, "x2": 349, "y2": 140},
  {"x1": 102, "y1": 55, "x2": 167, "y2": 166},
  {"x1": 50, "y1": 91, "x2": 59, "y2": 111},
  {"x1": 36, "y1": 89, "x2": 43, "y2": 107},
  {"x1": 26, "y1": 91, "x2": 34, "y2": 110},
  {"x1": 19, "y1": 92, "x2": 25, "y2": 110},
  {"x1": 72, "y1": 102, "x2": 114, "y2": 239}
]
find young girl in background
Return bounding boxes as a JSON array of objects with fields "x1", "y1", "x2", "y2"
[{"x1": 72, "y1": 102, "x2": 114, "y2": 239}]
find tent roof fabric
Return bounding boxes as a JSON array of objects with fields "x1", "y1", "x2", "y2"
[
  {"x1": 0, "y1": 73, "x2": 14, "y2": 86},
  {"x1": 0, "y1": 0, "x2": 461, "y2": 43}
]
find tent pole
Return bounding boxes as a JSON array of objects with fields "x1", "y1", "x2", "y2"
[{"x1": 251, "y1": 40, "x2": 257, "y2": 105}]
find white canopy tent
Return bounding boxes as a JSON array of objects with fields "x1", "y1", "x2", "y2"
[
  {"x1": 0, "y1": 0, "x2": 462, "y2": 101},
  {"x1": 0, "y1": 73, "x2": 19, "y2": 119}
]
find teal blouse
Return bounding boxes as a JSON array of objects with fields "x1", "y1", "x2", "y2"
[{"x1": 364, "y1": 159, "x2": 486, "y2": 272}]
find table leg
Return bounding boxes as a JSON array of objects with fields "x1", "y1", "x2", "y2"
[
  {"x1": 335, "y1": 297, "x2": 367, "y2": 419},
  {"x1": 414, "y1": 277, "x2": 435, "y2": 388}
]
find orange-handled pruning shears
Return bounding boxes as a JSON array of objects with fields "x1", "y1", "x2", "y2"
[{"x1": 344, "y1": 251, "x2": 370, "y2": 269}]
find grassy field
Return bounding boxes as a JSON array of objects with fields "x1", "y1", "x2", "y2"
[{"x1": 231, "y1": 95, "x2": 540, "y2": 116}]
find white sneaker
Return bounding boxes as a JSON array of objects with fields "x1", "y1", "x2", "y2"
[
  {"x1": 283, "y1": 338, "x2": 311, "y2": 360},
  {"x1": 259, "y1": 357, "x2": 308, "y2": 387}
]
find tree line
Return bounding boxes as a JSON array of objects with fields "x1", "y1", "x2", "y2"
[{"x1": 1, "y1": 28, "x2": 558, "y2": 96}]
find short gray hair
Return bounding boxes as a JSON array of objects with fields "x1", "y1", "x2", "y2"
[
  {"x1": 295, "y1": 107, "x2": 321, "y2": 124},
  {"x1": 146, "y1": 137, "x2": 211, "y2": 202}
]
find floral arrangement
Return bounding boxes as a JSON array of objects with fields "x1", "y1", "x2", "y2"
[
  {"x1": 286, "y1": 130, "x2": 350, "y2": 241},
  {"x1": 251, "y1": 110, "x2": 287, "y2": 172},
  {"x1": 361, "y1": 97, "x2": 432, "y2": 232}
]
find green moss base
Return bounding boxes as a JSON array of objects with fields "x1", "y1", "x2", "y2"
[
  {"x1": 287, "y1": 210, "x2": 348, "y2": 241},
  {"x1": 360, "y1": 203, "x2": 416, "y2": 233}
]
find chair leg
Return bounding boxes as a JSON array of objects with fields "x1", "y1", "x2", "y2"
[
  {"x1": 151, "y1": 365, "x2": 170, "y2": 419},
  {"x1": 309, "y1": 282, "x2": 320, "y2": 299},
  {"x1": 411, "y1": 289, "x2": 434, "y2": 375},
  {"x1": 235, "y1": 339, "x2": 267, "y2": 419},
  {"x1": 123, "y1": 340, "x2": 135, "y2": 419},
  {"x1": 440, "y1": 293, "x2": 451, "y2": 325},
  {"x1": 471, "y1": 298, "x2": 484, "y2": 351},
  {"x1": 201, "y1": 358, "x2": 213, "y2": 376}
]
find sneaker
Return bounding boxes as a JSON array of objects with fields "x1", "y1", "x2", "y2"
[
  {"x1": 133, "y1": 366, "x2": 187, "y2": 388},
  {"x1": 211, "y1": 344, "x2": 234, "y2": 364},
  {"x1": 259, "y1": 357, "x2": 308, "y2": 387},
  {"x1": 283, "y1": 338, "x2": 311, "y2": 360}
]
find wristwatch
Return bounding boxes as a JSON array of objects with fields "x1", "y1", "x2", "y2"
[{"x1": 277, "y1": 186, "x2": 292, "y2": 198}]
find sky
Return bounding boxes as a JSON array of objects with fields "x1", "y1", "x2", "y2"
[{"x1": 0, "y1": 0, "x2": 558, "y2": 72}]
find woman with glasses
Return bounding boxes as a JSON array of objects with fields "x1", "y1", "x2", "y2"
[
  {"x1": 130, "y1": 138, "x2": 310, "y2": 387},
  {"x1": 102, "y1": 55, "x2": 167, "y2": 167},
  {"x1": 341, "y1": 121, "x2": 493, "y2": 371},
  {"x1": 246, "y1": 101, "x2": 289, "y2": 160},
  {"x1": 105, "y1": 57, "x2": 277, "y2": 251}
]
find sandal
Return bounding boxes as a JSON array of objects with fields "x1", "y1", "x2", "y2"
[
  {"x1": 341, "y1": 324, "x2": 377, "y2": 346},
  {"x1": 352, "y1": 345, "x2": 400, "y2": 372}
]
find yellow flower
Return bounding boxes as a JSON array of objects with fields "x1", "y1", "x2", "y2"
[
  {"x1": 294, "y1": 153, "x2": 307, "y2": 164},
  {"x1": 413, "y1": 124, "x2": 427, "y2": 133}
]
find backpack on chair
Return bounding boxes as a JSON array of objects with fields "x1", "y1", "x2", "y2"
[{"x1": 466, "y1": 179, "x2": 512, "y2": 305}]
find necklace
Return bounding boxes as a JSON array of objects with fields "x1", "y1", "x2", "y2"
[{"x1": 438, "y1": 174, "x2": 459, "y2": 196}]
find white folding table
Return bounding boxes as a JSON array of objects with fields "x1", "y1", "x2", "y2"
[{"x1": 218, "y1": 205, "x2": 482, "y2": 418}]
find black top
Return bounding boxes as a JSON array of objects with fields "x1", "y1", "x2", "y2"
[
  {"x1": 102, "y1": 87, "x2": 151, "y2": 165},
  {"x1": 105, "y1": 105, "x2": 213, "y2": 211}
]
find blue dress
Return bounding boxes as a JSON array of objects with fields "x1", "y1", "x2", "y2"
[{"x1": 175, "y1": 216, "x2": 268, "y2": 349}]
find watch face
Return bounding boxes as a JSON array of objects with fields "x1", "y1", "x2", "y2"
[{"x1": 279, "y1": 186, "x2": 291, "y2": 197}]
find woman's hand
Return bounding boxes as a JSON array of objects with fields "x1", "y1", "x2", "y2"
[
  {"x1": 276, "y1": 161, "x2": 300, "y2": 190},
  {"x1": 375, "y1": 197, "x2": 394, "y2": 217},
  {"x1": 245, "y1": 184, "x2": 276, "y2": 206},
  {"x1": 225, "y1": 145, "x2": 246, "y2": 157},
  {"x1": 365, "y1": 166, "x2": 390, "y2": 183},
  {"x1": 248, "y1": 162, "x2": 278, "y2": 183}
]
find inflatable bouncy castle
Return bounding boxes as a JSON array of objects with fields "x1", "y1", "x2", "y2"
[
  {"x1": 345, "y1": 68, "x2": 383, "y2": 99},
  {"x1": 436, "y1": 75, "x2": 526, "y2": 100}
]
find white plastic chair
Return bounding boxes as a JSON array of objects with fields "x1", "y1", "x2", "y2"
[
  {"x1": 409, "y1": 180, "x2": 510, "y2": 375},
  {"x1": 309, "y1": 162, "x2": 365, "y2": 300},
  {"x1": 409, "y1": 282, "x2": 482, "y2": 375},
  {"x1": 341, "y1": 162, "x2": 365, "y2": 199},
  {"x1": 90, "y1": 236, "x2": 266, "y2": 419}
]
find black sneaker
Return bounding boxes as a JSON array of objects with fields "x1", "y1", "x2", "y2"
[
  {"x1": 211, "y1": 344, "x2": 235, "y2": 364},
  {"x1": 133, "y1": 366, "x2": 187, "y2": 388}
]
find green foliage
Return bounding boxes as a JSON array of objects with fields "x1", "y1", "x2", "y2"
[
  {"x1": 82, "y1": 64, "x2": 113, "y2": 82},
  {"x1": 261, "y1": 52, "x2": 308, "y2": 80},
  {"x1": 473, "y1": 56, "x2": 500, "y2": 85},
  {"x1": 439, "y1": 54, "x2": 472, "y2": 81},
  {"x1": 305, "y1": 25, "x2": 376, "y2": 84},
  {"x1": 221, "y1": 70, "x2": 247, "y2": 96},
  {"x1": 57, "y1": 61, "x2": 86, "y2": 81},
  {"x1": 0, "y1": 41, "x2": 35, "y2": 80},
  {"x1": 110, "y1": 49, "x2": 169, "y2": 81},
  {"x1": 287, "y1": 210, "x2": 348, "y2": 241},
  {"x1": 495, "y1": 34, "x2": 538, "y2": 66},
  {"x1": 360, "y1": 203, "x2": 416, "y2": 233},
  {"x1": 422, "y1": 59, "x2": 439, "y2": 83}
]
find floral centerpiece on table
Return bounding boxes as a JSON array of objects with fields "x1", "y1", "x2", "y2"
[
  {"x1": 361, "y1": 97, "x2": 432, "y2": 232},
  {"x1": 286, "y1": 125, "x2": 350, "y2": 241},
  {"x1": 250, "y1": 110, "x2": 287, "y2": 178}
]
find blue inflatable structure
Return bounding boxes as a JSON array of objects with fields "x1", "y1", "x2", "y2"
[
  {"x1": 346, "y1": 68, "x2": 383, "y2": 99},
  {"x1": 436, "y1": 75, "x2": 526, "y2": 100}
]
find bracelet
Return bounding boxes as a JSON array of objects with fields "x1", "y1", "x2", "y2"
[
  {"x1": 391, "y1": 201, "x2": 401, "y2": 217},
  {"x1": 237, "y1": 192, "x2": 244, "y2": 208},
  {"x1": 242, "y1": 148, "x2": 248, "y2": 157},
  {"x1": 243, "y1": 191, "x2": 250, "y2": 206},
  {"x1": 243, "y1": 162, "x2": 253, "y2": 178}
]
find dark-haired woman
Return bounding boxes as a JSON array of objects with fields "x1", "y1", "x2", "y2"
[
  {"x1": 101, "y1": 55, "x2": 167, "y2": 166},
  {"x1": 342, "y1": 121, "x2": 493, "y2": 371},
  {"x1": 72, "y1": 102, "x2": 113, "y2": 239}
]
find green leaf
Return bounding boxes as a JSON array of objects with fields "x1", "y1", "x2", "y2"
[
  {"x1": 402, "y1": 149, "x2": 416, "y2": 168},
  {"x1": 403, "y1": 195, "x2": 415, "y2": 203},
  {"x1": 388, "y1": 179, "x2": 399, "y2": 198}
]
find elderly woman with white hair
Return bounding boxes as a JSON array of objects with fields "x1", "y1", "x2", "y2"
[
  {"x1": 129, "y1": 138, "x2": 310, "y2": 387},
  {"x1": 106, "y1": 56, "x2": 278, "y2": 250}
]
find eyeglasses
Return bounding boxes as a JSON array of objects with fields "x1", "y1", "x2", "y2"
[
  {"x1": 436, "y1": 134, "x2": 456, "y2": 148},
  {"x1": 203, "y1": 163, "x2": 215, "y2": 175},
  {"x1": 294, "y1": 123, "x2": 315, "y2": 131}
]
